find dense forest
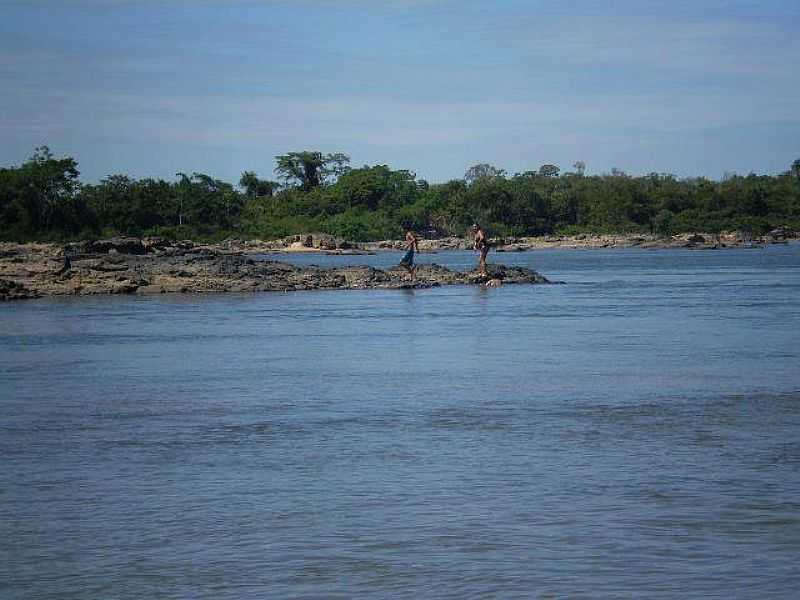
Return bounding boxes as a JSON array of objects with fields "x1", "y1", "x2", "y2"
[{"x1": 1, "y1": 147, "x2": 799, "y2": 242}]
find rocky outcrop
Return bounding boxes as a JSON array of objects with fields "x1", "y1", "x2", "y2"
[
  {"x1": 363, "y1": 237, "x2": 471, "y2": 252},
  {"x1": 0, "y1": 242, "x2": 553, "y2": 300},
  {"x1": 7, "y1": 226, "x2": 790, "y2": 301},
  {"x1": 0, "y1": 278, "x2": 39, "y2": 301},
  {"x1": 60, "y1": 230, "x2": 790, "y2": 259},
  {"x1": 87, "y1": 237, "x2": 147, "y2": 255},
  {"x1": 491, "y1": 231, "x2": 796, "y2": 251}
]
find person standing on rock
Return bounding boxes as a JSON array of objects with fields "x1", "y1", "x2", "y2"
[
  {"x1": 399, "y1": 227, "x2": 419, "y2": 281},
  {"x1": 472, "y1": 223, "x2": 490, "y2": 277}
]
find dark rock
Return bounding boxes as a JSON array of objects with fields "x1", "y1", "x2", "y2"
[
  {"x1": 1, "y1": 241, "x2": 555, "y2": 299},
  {"x1": 0, "y1": 279, "x2": 39, "y2": 301},
  {"x1": 88, "y1": 237, "x2": 146, "y2": 255},
  {"x1": 484, "y1": 264, "x2": 550, "y2": 284},
  {"x1": 768, "y1": 227, "x2": 793, "y2": 241},
  {"x1": 141, "y1": 236, "x2": 171, "y2": 253},
  {"x1": 109, "y1": 281, "x2": 140, "y2": 294},
  {"x1": 88, "y1": 260, "x2": 129, "y2": 272},
  {"x1": 318, "y1": 238, "x2": 338, "y2": 250},
  {"x1": 64, "y1": 241, "x2": 92, "y2": 255}
]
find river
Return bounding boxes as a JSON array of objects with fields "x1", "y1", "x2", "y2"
[{"x1": 2, "y1": 245, "x2": 799, "y2": 598}]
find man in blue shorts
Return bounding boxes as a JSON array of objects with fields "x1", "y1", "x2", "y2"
[{"x1": 399, "y1": 227, "x2": 419, "y2": 281}]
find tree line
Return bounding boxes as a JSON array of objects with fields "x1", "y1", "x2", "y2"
[{"x1": 1, "y1": 147, "x2": 798, "y2": 242}]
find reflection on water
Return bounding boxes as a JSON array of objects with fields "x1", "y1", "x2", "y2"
[{"x1": 2, "y1": 245, "x2": 800, "y2": 599}]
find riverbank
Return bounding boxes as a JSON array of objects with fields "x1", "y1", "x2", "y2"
[
  {"x1": 0, "y1": 241, "x2": 551, "y2": 301},
  {"x1": 370, "y1": 230, "x2": 794, "y2": 252},
  {"x1": 194, "y1": 229, "x2": 793, "y2": 254}
]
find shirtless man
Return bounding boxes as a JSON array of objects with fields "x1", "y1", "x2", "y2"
[
  {"x1": 472, "y1": 223, "x2": 490, "y2": 277},
  {"x1": 399, "y1": 227, "x2": 419, "y2": 281}
]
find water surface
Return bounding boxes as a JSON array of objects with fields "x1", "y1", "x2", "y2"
[{"x1": 2, "y1": 245, "x2": 799, "y2": 598}]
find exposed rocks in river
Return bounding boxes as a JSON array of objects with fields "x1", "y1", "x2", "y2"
[
  {"x1": 490, "y1": 231, "x2": 796, "y2": 251},
  {"x1": 3, "y1": 228, "x2": 792, "y2": 300},
  {"x1": 686, "y1": 234, "x2": 707, "y2": 245},
  {"x1": 0, "y1": 278, "x2": 39, "y2": 301},
  {"x1": 0, "y1": 241, "x2": 553, "y2": 300},
  {"x1": 52, "y1": 229, "x2": 791, "y2": 259}
]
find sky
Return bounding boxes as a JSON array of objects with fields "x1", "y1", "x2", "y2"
[{"x1": 1, "y1": 0, "x2": 799, "y2": 184}]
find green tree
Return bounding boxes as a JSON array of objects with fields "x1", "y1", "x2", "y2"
[
  {"x1": 336, "y1": 165, "x2": 418, "y2": 211},
  {"x1": 173, "y1": 173, "x2": 244, "y2": 231},
  {"x1": 274, "y1": 151, "x2": 350, "y2": 190},
  {"x1": 653, "y1": 209, "x2": 674, "y2": 235},
  {"x1": 0, "y1": 146, "x2": 81, "y2": 236},
  {"x1": 239, "y1": 171, "x2": 279, "y2": 198},
  {"x1": 4, "y1": 145, "x2": 800, "y2": 242},
  {"x1": 538, "y1": 164, "x2": 560, "y2": 177},
  {"x1": 82, "y1": 175, "x2": 135, "y2": 233},
  {"x1": 464, "y1": 163, "x2": 506, "y2": 185}
]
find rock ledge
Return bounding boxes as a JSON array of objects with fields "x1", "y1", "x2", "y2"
[{"x1": 0, "y1": 242, "x2": 553, "y2": 301}]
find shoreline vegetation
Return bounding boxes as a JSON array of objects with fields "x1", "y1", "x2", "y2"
[{"x1": 2, "y1": 148, "x2": 799, "y2": 246}]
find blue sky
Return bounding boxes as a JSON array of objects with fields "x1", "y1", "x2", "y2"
[{"x1": 2, "y1": 0, "x2": 799, "y2": 184}]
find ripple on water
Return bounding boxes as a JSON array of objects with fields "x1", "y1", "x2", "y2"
[{"x1": 2, "y1": 247, "x2": 800, "y2": 598}]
